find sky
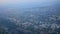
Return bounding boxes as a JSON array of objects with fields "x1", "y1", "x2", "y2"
[
  {"x1": 0, "y1": 0, "x2": 59, "y2": 8},
  {"x1": 0, "y1": 0, "x2": 58, "y2": 4}
]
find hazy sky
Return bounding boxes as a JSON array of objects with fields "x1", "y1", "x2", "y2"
[
  {"x1": 0, "y1": 0, "x2": 59, "y2": 8},
  {"x1": 0, "y1": 0, "x2": 58, "y2": 4}
]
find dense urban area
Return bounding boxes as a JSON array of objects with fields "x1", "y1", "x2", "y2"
[{"x1": 0, "y1": 5, "x2": 60, "y2": 34}]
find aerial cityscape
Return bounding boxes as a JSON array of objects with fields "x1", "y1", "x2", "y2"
[{"x1": 0, "y1": 0, "x2": 60, "y2": 34}]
